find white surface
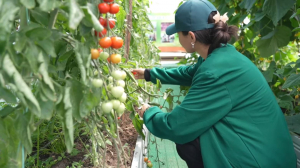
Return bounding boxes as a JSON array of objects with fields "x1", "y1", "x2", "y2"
[{"x1": 131, "y1": 126, "x2": 150, "y2": 168}]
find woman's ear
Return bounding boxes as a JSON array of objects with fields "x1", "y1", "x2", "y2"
[{"x1": 189, "y1": 31, "x2": 196, "y2": 43}]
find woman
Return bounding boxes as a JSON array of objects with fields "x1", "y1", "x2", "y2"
[{"x1": 132, "y1": 0, "x2": 296, "y2": 167}]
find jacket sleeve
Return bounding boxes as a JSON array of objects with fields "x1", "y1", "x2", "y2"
[
  {"x1": 147, "y1": 57, "x2": 204, "y2": 86},
  {"x1": 143, "y1": 71, "x2": 232, "y2": 144}
]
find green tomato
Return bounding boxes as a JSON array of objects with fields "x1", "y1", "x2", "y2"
[
  {"x1": 107, "y1": 83, "x2": 113, "y2": 90},
  {"x1": 108, "y1": 76, "x2": 113, "y2": 82},
  {"x1": 147, "y1": 162, "x2": 153, "y2": 168},
  {"x1": 101, "y1": 101, "x2": 113, "y2": 114},
  {"x1": 111, "y1": 99, "x2": 121, "y2": 110},
  {"x1": 116, "y1": 80, "x2": 125, "y2": 88},
  {"x1": 116, "y1": 103, "x2": 126, "y2": 116},
  {"x1": 119, "y1": 93, "x2": 127, "y2": 103},
  {"x1": 112, "y1": 70, "x2": 122, "y2": 80},
  {"x1": 111, "y1": 86, "x2": 124, "y2": 98},
  {"x1": 99, "y1": 52, "x2": 109, "y2": 61},
  {"x1": 92, "y1": 79, "x2": 103, "y2": 88},
  {"x1": 120, "y1": 70, "x2": 127, "y2": 80},
  {"x1": 94, "y1": 70, "x2": 99, "y2": 76}
]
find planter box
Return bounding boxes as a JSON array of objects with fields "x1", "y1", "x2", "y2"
[
  {"x1": 131, "y1": 126, "x2": 149, "y2": 168},
  {"x1": 291, "y1": 132, "x2": 300, "y2": 167}
]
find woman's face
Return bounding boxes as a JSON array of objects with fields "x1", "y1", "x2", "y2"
[{"x1": 178, "y1": 31, "x2": 196, "y2": 53}]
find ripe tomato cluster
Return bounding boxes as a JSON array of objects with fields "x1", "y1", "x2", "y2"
[
  {"x1": 91, "y1": 0, "x2": 123, "y2": 65},
  {"x1": 144, "y1": 157, "x2": 153, "y2": 168}
]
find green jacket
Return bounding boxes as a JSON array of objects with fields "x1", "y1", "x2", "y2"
[{"x1": 143, "y1": 44, "x2": 297, "y2": 168}]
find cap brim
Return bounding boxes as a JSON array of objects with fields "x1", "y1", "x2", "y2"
[{"x1": 166, "y1": 24, "x2": 177, "y2": 35}]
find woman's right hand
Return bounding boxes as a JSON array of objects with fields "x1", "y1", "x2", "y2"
[{"x1": 132, "y1": 69, "x2": 145, "y2": 79}]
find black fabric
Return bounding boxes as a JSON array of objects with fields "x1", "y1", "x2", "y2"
[
  {"x1": 144, "y1": 69, "x2": 151, "y2": 81},
  {"x1": 176, "y1": 137, "x2": 204, "y2": 168}
]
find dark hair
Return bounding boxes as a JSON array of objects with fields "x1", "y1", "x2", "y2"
[{"x1": 182, "y1": 11, "x2": 239, "y2": 55}]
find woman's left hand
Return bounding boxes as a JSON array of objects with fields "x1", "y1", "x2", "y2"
[{"x1": 138, "y1": 104, "x2": 151, "y2": 118}]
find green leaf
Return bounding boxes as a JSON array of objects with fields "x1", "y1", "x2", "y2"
[
  {"x1": 23, "y1": 43, "x2": 39, "y2": 73},
  {"x1": 79, "y1": 86, "x2": 101, "y2": 119},
  {"x1": 0, "y1": 87, "x2": 17, "y2": 104},
  {"x1": 14, "y1": 32, "x2": 27, "y2": 52},
  {"x1": 0, "y1": 1, "x2": 19, "y2": 32},
  {"x1": 124, "y1": 0, "x2": 129, "y2": 14},
  {"x1": 67, "y1": 79, "x2": 83, "y2": 121},
  {"x1": 256, "y1": 26, "x2": 292, "y2": 57},
  {"x1": 263, "y1": 0, "x2": 296, "y2": 25},
  {"x1": 130, "y1": 112, "x2": 145, "y2": 140},
  {"x1": 37, "y1": 0, "x2": 60, "y2": 12},
  {"x1": 57, "y1": 51, "x2": 73, "y2": 71},
  {"x1": 0, "y1": 106, "x2": 15, "y2": 119},
  {"x1": 37, "y1": 39, "x2": 57, "y2": 57},
  {"x1": 75, "y1": 42, "x2": 90, "y2": 84},
  {"x1": 16, "y1": 112, "x2": 33, "y2": 154},
  {"x1": 125, "y1": 101, "x2": 134, "y2": 112},
  {"x1": 116, "y1": 7, "x2": 126, "y2": 29},
  {"x1": 2, "y1": 55, "x2": 41, "y2": 117},
  {"x1": 69, "y1": 0, "x2": 84, "y2": 30},
  {"x1": 279, "y1": 95, "x2": 294, "y2": 102},
  {"x1": 282, "y1": 73, "x2": 300, "y2": 89},
  {"x1": 25, "y1": 27, "x2": 52, "y2": 41},
  {"x1": 37, "y1": 92, "x2": 54, "y2": 120},
  {"x1": 80, "y1": 3, "x2": 103, "y2": 32},
  {"x1": 30, "y1": 8, "x2": 50, "y2": 27},
  {"x1": 292, "y1": 27, "x2": 300, "y2": 32},
  {"x1": 254, "y1": 12, "x2": 266, "y2": 22},
  {"x1": 57, "y1": 87, "x2": 74, "y2": 153},
  {"x1": 239, "y1": 0, "x2": 256, "y2": 11},
  {"x1": 20, "y1": 0, "x2": 36, "y2": 9},
  {"x1": 0, "y1": 2, "x2": 19, "y2": 55},
  {"x1": 262, "y1": 61, "x2": 276, "y2": 82}
]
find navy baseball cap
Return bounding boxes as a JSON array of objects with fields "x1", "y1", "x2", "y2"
[{"x1": 166, "y1": 0, "x2": 217, "y2": 35}]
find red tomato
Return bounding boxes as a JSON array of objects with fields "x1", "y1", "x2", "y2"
[
  {"x1": 98, "y1": 3, "x2": 110, "y2": 14},
  {"x1": 98, "y1": 48, "x2": 103, "y2": 53},
  {"x1": 109, "y1": 4, "x2": 120, "y2": 14},
  {"x1": 99, "y1": 17, "x2": 106, "y2": 26},
  {"x1": 108, "y1": 19, "x2": 116, "y2": 29},
  {"x1": 111, "y1": 37, "x2": 123, "y2": 49},
  {"x1": 94, "y1": 28, "x2": 107, "y2": 38},
  {"x1": 99, "y1": 37, "x2": 112, "y2": 48},
  {"x1": 104, "y1": 0, "x2": 114, "y2": 2}
]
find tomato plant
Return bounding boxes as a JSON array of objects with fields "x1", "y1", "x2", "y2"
[{"x1": 0, "y1": 0, "x2": 160, "y2": 167}]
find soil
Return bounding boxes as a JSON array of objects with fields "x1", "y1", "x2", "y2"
[
  {"x1": 104, "y1": 112, "x2": 138, "y2": 168},
  {"x1": 51, "y1": 112, "x2": 138, "y2": 168}
]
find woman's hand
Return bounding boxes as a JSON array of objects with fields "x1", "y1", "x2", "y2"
[
  {"x1": 138, "y1": 103, "x2": 151, "y2": 118},
  {"x1": 132, "y1": 69, "x2": 145, "y2": 79}
]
